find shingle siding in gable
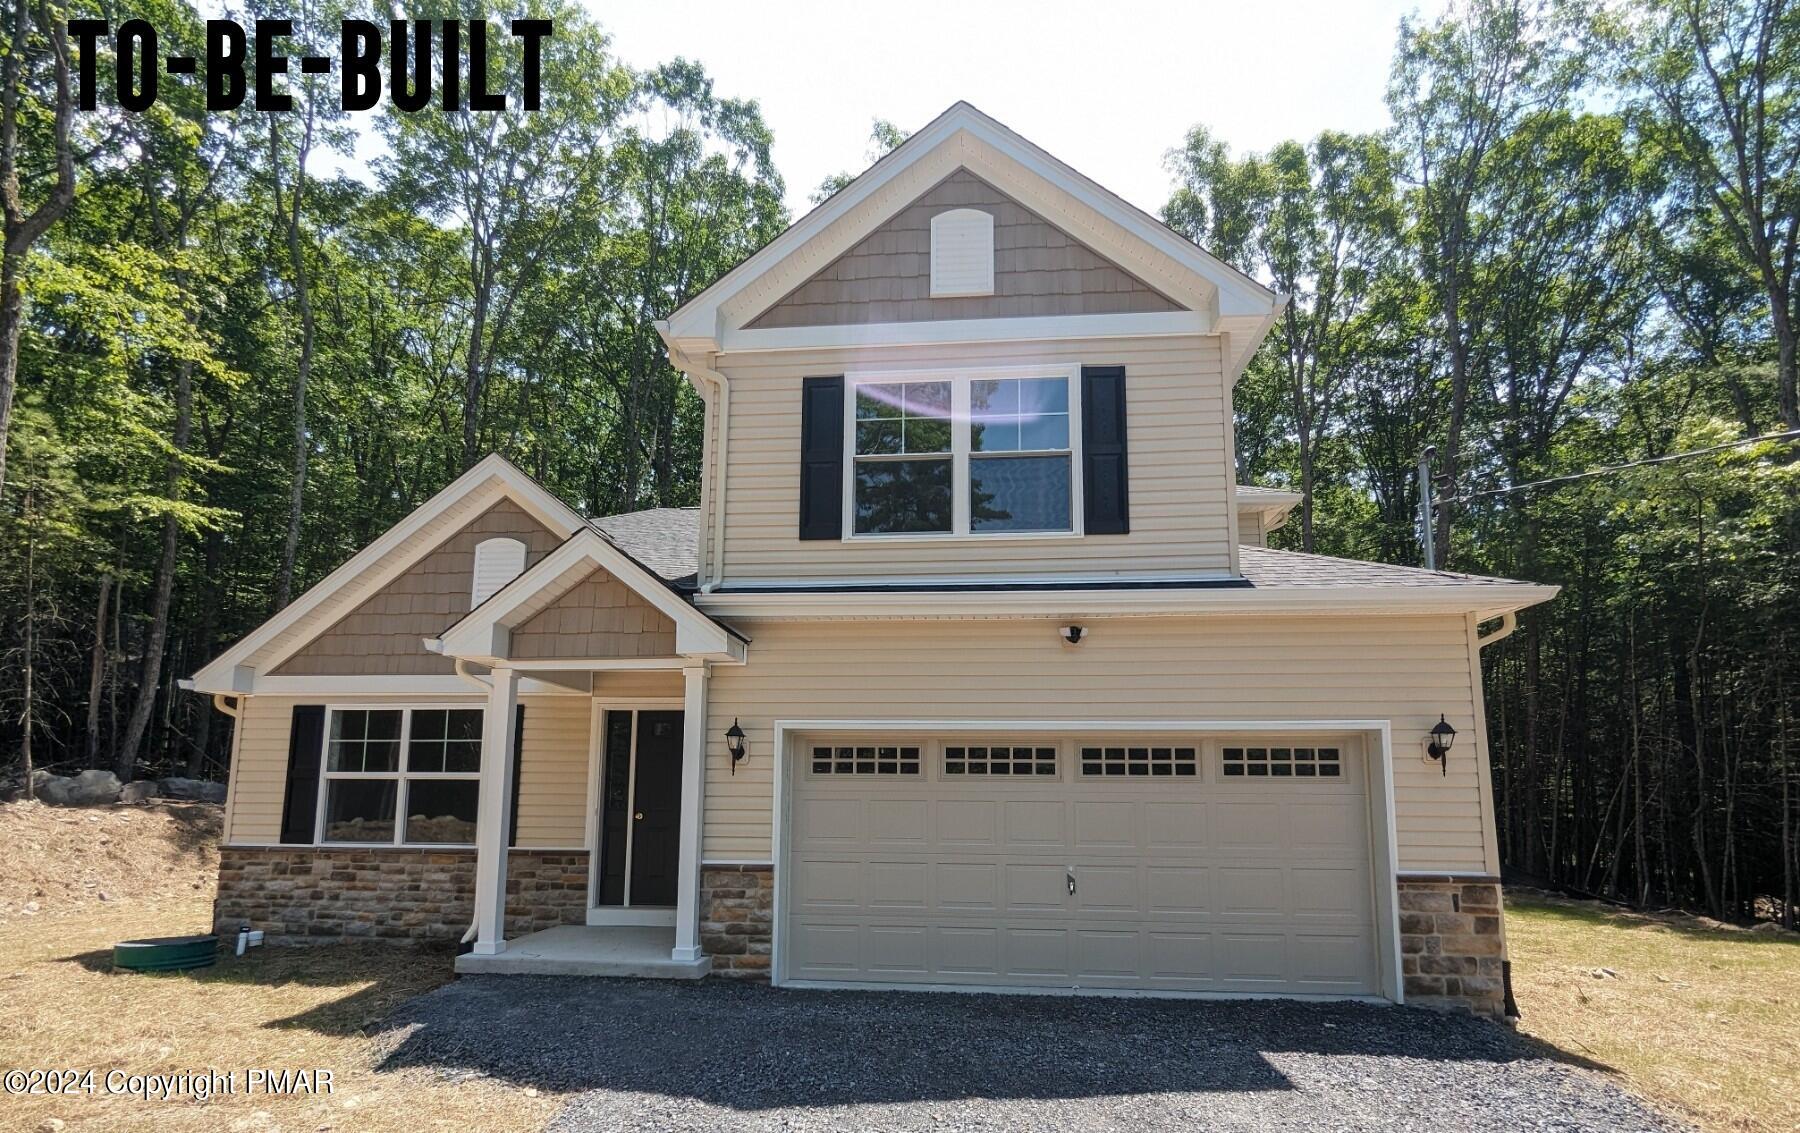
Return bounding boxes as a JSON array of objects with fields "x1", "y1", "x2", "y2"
[
  {"x1": 747, "y1": 169, "x2": 1184, "y2": 328},
  {"x1": 270, "y1": 500, "x2": 563, "y2": 676},
  {"x1": 508, "y1": 567, "x2": 678, "y2": 660}
]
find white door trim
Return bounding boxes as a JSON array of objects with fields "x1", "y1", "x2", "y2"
[
  {"x1": 585, "y1": 698, "x2": 689, "y2": 918},
  {"x1": 769, "y1": 717, "x2": 1402, "y2": 1004}
]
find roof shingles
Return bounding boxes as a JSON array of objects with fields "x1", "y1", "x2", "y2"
[{"x1": 588, "y1": 506, "x2": 1535, "y2": 594}]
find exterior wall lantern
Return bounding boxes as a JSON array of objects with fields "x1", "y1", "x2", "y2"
[
  {"x1": 725, "y1": 718, "x2": 748, "y2": 774},
  {"x1": 1426, "y1": 715, "x2": 1457, "y2": 776}
]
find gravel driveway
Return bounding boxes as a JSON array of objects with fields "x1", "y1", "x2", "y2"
[{"x1": 372, "y1": 977, "x2": 1680, "y2": 1132}]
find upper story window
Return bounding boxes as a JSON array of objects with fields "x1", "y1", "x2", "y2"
[
  {"x1": 929, "y1": 208, "x2": 995, "y2": 297},
  {"x1": 848, "y1": 369, "x2": 1078, "y2": 538}
]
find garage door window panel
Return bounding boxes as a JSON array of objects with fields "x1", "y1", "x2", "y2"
[
  {"x1": 1079, "y1": 745, "x2": 1198, "y2": 777},
  {"x1": 810, "y1": 744, "x2": 921, "y2": 775},
  {"x1": 1221, "y1": 746, "x2": 1341, "y2": 778},
  {"x1": 945, "y1": 745, "x2": 1058, "y2": 776}
]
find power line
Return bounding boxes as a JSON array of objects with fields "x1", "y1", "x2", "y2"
[{"x1": 1436, "y1": 428, "x2": 1800, "y2": 507}]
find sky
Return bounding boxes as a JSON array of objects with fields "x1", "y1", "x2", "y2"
[{"x1": 591, "y1": 0, "x2": 1424, "y2": 218}]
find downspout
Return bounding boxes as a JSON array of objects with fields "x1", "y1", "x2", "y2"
[
  {"x1": 430, "y1": 642, "x2": 491, "y2": 944},
  {"x1": 210, "y1": 693, "x2": 242, "y2": 719},
  {"x1": 1476, "y1": 608, "x2": 1521, "y2": 1015},
  {"x1": 685, "y1": 357, "x2": 731, "y2": 592},
  {"x1": 1477, "y1": 611, "x2": 1518, "y2": 649}
]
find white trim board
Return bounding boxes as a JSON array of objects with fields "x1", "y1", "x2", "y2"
[
  {"x1": 696, "y1": 583, "x2": 1559, "y2": 620},
  {"x1": 766, "y1": 717, "x2": 1403, "y2": 1006},
  {"x1": 433, "y1": 527, "x2": 744, "y2": 665},
  {"x1": 660, "y1": 103, "x2": 1282, "y2": 375}
]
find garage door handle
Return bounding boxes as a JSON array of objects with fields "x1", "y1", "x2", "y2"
[{"x1": 1067, "y1": 869, "x2": 1077, "y2": 895}]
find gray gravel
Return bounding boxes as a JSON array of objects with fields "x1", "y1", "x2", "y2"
[{"x1": 371, "y1": 977, "x2": 1683, "y2": 1132}]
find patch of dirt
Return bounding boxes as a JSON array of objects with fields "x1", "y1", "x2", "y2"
[
  {"x1": 0, "y1": 799, "x2": 221, "y2": 922},
  {"x1": 0, "y1": 796, "x2": 557, "y2": 1132}
]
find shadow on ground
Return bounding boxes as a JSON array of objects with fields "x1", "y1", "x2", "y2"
[
  {"x1": 367, "y1": 977, "x2": 1607, "y2": 1110},
  {"x1": 57, "y1": 940, "x2": 460, "y2": 1038}
]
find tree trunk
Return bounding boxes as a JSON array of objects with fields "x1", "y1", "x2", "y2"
[
  {"x1": 83, "y1": 572, "x2": 111, "y2": 765},
  {"x1": 19, "y1": 485, "x2": 35, "y2": 797},
  {"x1": 186, "y1": 532, "x2": 223, "y2": 777},
  {"x1": 272, "y1": 113, "x2": 316, "y2": 611},
  {"x1": 115, "y1": 359, "x2": 194, "y2": 781},
  {"x1": 0, "y1": 1, "x2": 76, "y2": 498}
]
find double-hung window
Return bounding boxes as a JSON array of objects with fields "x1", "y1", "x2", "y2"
[
  {"x1": 848, "y1": 368, "x2": 1078, "y2": 537},
  {"x1": 320, "y1": 707, "x2": 484, "y2": 845}
]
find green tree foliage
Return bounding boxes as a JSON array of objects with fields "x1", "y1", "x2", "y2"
[
  {"x1": 0, "y1": 8, "x2": 787, "y2": 785},
  {"x1": 1172, "y1": 0, "x2": 1800, "y2": 922},
  {"x1": 0, "y1": 0, "x2": 1794, "y2": 927}
]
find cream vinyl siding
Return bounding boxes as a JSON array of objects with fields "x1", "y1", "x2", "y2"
[
  {"x1": 224, "y1": 693, "x2": 591, "y2": 848},
  {"x1": 1240, "y1": 510, "x2": 1269, "y2": 548},
  {"x1": 702, "y1": 614, "x2": 1495, "y2": 873},
  {"x1": 712, "y1": 335, "x2": 1233, "y2": 581}
]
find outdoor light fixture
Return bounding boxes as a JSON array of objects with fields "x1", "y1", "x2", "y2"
[
  {"x1": 1426, "y1": 715, "x2": 1457, "y2": 776},
  {"x1": 725, "y1": 718, "x2": 748, "y2": 774}
]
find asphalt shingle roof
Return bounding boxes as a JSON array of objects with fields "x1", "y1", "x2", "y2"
[
  {"x1": 588, "y1": 505, "x2": 1531, "y2": 594},
  {"x1": 590, "y1": 508, "x2": 701, "y2": 586}
]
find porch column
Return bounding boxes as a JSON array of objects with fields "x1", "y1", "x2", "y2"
[
  {"x1": 672, "y1": 663, "x2": 709, "y2": 962},
  {"x1": 471, "y1": 666, "x2": 521, "y2": 955}
]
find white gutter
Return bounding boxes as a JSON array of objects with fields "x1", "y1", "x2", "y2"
[{"x1": 695, "y1": 583, "x2": 1561, "y2": 620}]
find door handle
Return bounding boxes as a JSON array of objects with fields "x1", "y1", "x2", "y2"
[
  {"x1": 1067, "y1": 868, "x2": 1077, "y2": 895},
  {"x1": 634, "y1": 812, "x2": 644, "y2": 821}
]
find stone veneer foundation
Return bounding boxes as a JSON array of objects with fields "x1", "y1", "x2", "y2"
[
  {"x1": 219, "y1": 853, "x2": 1501, "y2": 1011},
  {"x1": 700, "y1": 864, "x2": 775, "y2": 979},
  {"x1": 1396, "y1": 876, "x2": 1508, "y2": 1017},
  {"x1": 214, "y1": 846, "x2": 589, "y2": 942}
]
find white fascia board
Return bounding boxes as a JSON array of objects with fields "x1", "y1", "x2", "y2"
[
  {"x1": 695, "y1": 583, "x2": 1560, "y2": 620},
  {"x1": 664, "y1": 108, "x2": 969, "y2": 345},
  {"x1": 437, "y1": 528, "x2": 736, "y2": 661},
  {"x1": 242, "y1": 675, "x2": 588, "y2": 697},
  {"x1": 953, "y1": 125, "x2": 1272, "y2": 317},
  {"x1": 719, "y1": 311, "x2": 1208, "y2": 355},
  {"x1": 188, "y1": 455, "x2": 587, "y2": 692},
  {"x1": 666, "y1": 103, "x2": 1277, "y2": 356}
]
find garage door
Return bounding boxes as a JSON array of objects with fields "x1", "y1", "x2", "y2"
[{"x1": 783, "y1": 735, "x2": 1379, "y2": 994}]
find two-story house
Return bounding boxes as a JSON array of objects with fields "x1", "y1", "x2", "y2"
[{"x1": 189, "y1": 104, "x2": 1555, "y2": 1016}]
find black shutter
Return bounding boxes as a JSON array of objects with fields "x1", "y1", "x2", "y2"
[
  {"x1": 278, "y1": 705, "x2": 327, "y2": 844},
  {"x1": 1081, "y1": 365, "x2": 1130, "y2": 534},
  {"x1": 507, "y1": 704, "x2": 526, "y2": 848},
  {"x1": 798, "y1": 375, "x2": 845, "y2": 540}
]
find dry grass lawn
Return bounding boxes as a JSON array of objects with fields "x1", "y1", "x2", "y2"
[
  {"x1": 8, "y1": 800, "x2": 1797, "y2": 1133},
  {"x1": 0, "y1": 800, "x2": 557, "y2": 1133},
  {"x1": 1507, "y1": 891, "x2": 1800, "y2": 1133}
]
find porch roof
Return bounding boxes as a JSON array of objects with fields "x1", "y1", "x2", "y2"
[{"x1": 430, "y1": 526, "x2": 745, "y2": 668}]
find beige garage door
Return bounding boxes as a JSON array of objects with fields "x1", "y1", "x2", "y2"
[{"x1": 783, "y1": 735, "x2": 1379, "y2": 994}]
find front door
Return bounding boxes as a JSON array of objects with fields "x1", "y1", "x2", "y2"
[{"x1": 596, "y1": 710, "x2": 685, "y2": 908}]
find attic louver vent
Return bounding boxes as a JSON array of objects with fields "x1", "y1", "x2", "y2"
[
  {"x1": 471, "y1": 537, "x2": 527, "y2": 608},
  {"x1": 930, "y1": 208, "x2": 995, "y2": 297}
]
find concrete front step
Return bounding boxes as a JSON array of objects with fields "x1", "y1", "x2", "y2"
[{"x1": 454, "y1": 925, "x2": 711, "y2": 979}]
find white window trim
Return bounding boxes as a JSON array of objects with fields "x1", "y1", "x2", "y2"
[
  {"x1": 316, "y1": 703, "x2": 487, "y2": 849},
  {"x1": 840, "y1": 364, "x2": 1085, "y2": 543}
]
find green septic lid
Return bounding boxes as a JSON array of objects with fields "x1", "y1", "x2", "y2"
[{"x1": 113, "y1": 934, "x2": 220, "y2": 972}]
